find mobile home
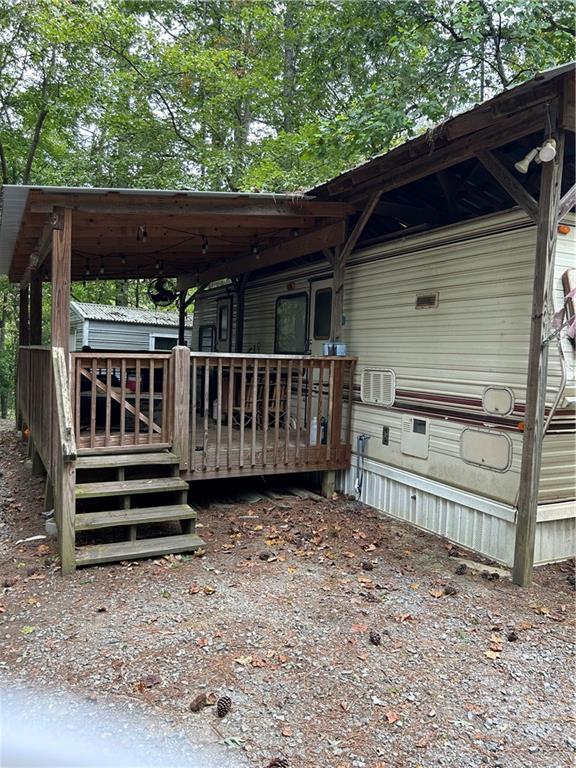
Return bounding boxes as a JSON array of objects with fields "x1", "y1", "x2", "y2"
[{"x1": 2, "y1": 64, "x2": 574, "y2": 582}]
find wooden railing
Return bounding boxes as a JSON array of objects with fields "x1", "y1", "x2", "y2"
[
  {"x1": 17, "y1": 346, "x2": 77, "y2": 573},
  {"x1": 71, "y1": 352, "x2": 173, "y2": 452},
  {"x1": 17, "y1": 346, "x2": 54, "y2": 473},
  {"x1": 183, "y1": 352, "x2": 356, "y2": 478}
]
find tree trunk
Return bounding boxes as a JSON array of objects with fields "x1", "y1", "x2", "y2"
[{"x1": 282, "y1": 2, "x2": 297, "y2": 133}]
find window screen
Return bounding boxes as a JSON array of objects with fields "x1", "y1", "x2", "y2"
[
  {"x1": 218, "y1": 303, "x2": 229, "y2": 341},
  {"x1": 275, "y1": 293, "x2": 308, "y2": 354},
  {"x1": 313, "y1": 288, "x2": 332, "y2": 340},
  {"x1": 199, "y1": 325, "x2": 216, "y2": 352}
]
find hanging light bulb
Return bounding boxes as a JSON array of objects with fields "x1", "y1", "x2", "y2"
[
  {"x1": 251, "y1": 242, "x2": 259, "y2": 256},
  {"x1": 155, "y1": 259, "x2": 161, "y2": 272},
  {"x1": 202, "y1": 237, "x2": 209, "y2": 255},
  {"x1": 136, "y1": 225, "x2": 148, "y2": 242},
  {"x1": 539, "y1": 138, "x2": 557, "y2": 162}
]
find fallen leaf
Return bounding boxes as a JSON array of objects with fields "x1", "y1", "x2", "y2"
[
  {"x1": 189, "y1": 583, "x2": 200, "y2": 594},
  {"x1": 203, "y1": 585, "x2": 216, "y2": 595},
  {"x1": 484, "y1": 649, "x2": 500, "y2": 660},
  {"x1": 251, "y1": 656, "x2": 267, "y2": 668},
  {"x1": 235, "y1": 655, "x2": 253, "y2": 666},
  {"x1": 281, "y1": 726, "x2": 293, "y2": 737},
  {"x1": 21, "y1": 625, "x2": 35, "y2": 635},
  {"x1": 386, "y1": 710, "x2": 400, "y2": 724},
  {"x1": 138, "y1": 674, "x2": 161, "y2": 690},
  {"x1": 196, "y1": 637, "x2": 208, "y2": 648},
  {"x1": 396, "y1": 613, "x2": 413, "y2": 623},
  {"x1": 409, "y1": 583, "x2": 420, "y2": 590},
  {"x1": 429, "y1": 589, "x2": 444, "y2": 599},
  {"x1": 351, "y1": 623, "x2": 368, "y2": 633}
]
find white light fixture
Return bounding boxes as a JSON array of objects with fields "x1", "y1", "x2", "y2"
[
  {"x1": 539, "y1": 138, "x2": 557, "y2": 162},
  {"x1": 514, "y1": 148, "x2": 539, "y2": 174}
]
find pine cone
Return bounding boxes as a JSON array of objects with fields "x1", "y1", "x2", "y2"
[
  {"x1": 216, "y1": 695, "x2": 232, "y2": 718},
  {"x1": 369, "y1": 630, "x2": 381, "y2": 646},
  {"x1": 443, "y1": 583, "x2": 458, "y2": 596},
  {"x1": 454, "y1": 563, "x2": 468, "y2": 575},
  {"x1": 266, "y1": 759, "x2": 289, "y2": 768}
]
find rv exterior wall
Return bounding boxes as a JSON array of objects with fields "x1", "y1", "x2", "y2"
[{"x1": 192, "y1": 209, "x2": 576, "y2": 566}]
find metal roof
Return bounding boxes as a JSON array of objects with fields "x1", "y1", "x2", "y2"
[
  {"x1": 70, "y1": 301, "x2": 193, "y2": 327},
  {"x1": 0, "y1": 185, "x2": 310, "y2": 276}
]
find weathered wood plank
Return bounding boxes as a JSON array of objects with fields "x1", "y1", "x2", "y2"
[{"x1": 75, "y1": 533, "x2": 205, "y2": 566}]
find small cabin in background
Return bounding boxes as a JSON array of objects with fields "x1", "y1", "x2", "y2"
[{"x1": 69, "y1": 302, "x2": 193, "y2": 352}]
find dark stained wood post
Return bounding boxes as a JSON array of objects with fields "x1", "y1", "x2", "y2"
[
  {"x1": 51, "y1": 207, "x2": 72, "y2": 364},
  {"x1": 513, "y1": 127, "x2": 565, "y2": 587},
  {"x1": 19, "y1": 286, "x2": 29, "y2": 346},
  {"x1": 234, "y1": 273, "x2": 249, "y2": 353},
  {"x1": 178, "y1": 290, "x2": 187, "y2": 345},
  {"x1": 30, "y1": 271, "x2": 43, "y2": 345}
]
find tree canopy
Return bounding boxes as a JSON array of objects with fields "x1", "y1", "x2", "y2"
[
  {"x1": 0, "y1": 0, "x2": 573, "y2": 415},
  {"x1": 1, "y1": 0, "x2": 573, "y2": 194}
]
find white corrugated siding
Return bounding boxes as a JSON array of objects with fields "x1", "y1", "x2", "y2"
[{"x1": 73, "y1": 320, "x2": 190, "y2": 351}]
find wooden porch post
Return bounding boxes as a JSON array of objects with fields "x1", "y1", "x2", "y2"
[
  {"x1": 18, "y1": 286, "x2": 29, "y2": 346},
  {"x1": 172, "y1": 345, "x2": 190, "y2": 472},
  {"x1": 234, "y1": 273, "x2": 249, "y2": 353},
  {"x1": 30, "y1": 272, "x2": 43, "y2": 346},
  {"x1": 322, "y1": 191, "x2": 381, "y2": 497},
  {"x1": 512, "y1": 128, "x2": 565, "y2": 587},
  {"x1": 178, "y1": 290, "x2": 187, "y2": 345},
  {"x1": 51, "y1": 208, "x2": 72, "y2": 364}
]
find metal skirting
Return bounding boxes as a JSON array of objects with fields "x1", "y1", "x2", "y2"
[{"x1": 338, "y1": 457, "x2": 576, "y2": 567}]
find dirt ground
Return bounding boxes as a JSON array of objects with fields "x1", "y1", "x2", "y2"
[{"x1": 0, "y1": 422, "x2": 574, "y2": 768}]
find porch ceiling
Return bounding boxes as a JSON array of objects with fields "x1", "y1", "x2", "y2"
[{"x1": 0, "y1": 186, "x2": 354, "y2": 283}]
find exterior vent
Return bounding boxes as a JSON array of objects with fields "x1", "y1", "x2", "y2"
[
  {"x1": 361, "y1": 368, "x2": 395, "y2": 406},
  {"x1": 415, "y1": 292, "x2": 439, "y2": 309}
]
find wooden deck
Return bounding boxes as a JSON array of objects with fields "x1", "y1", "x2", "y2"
[{"x1": 17, "y1": 346, "x2": 355, "y2": 572}]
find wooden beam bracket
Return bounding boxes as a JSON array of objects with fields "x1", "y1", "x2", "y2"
[{"x1": 477, "y1": 149, "x2": 539, "y2": 222}]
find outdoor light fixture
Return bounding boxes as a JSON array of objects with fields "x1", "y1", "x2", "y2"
[
  {"x1": 514, "y1": 147, "x2": 539, "y2": 174},
  {"x1": 136, "y1": 224, "x2": 148, "y2": 242},
  {"x1": 539, "y1": 138, "x2": 557, "y2": 162},
  {"x1": 202, "y1": 237, "x2": 209, "y2": 255},
  {"x1": 515, "y1": 139, "x2": 557, "y2": 174},
  {"x1": 251, "y1": 243, "x2": 259, "y2": 256}
]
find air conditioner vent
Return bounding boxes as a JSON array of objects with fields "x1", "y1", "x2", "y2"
[
  {"x1": 361, "y1": 368, "x2": 396, "y2": 406},
  {"x1": 415, "y1": 292, "x2": 439, "y2": 309}
]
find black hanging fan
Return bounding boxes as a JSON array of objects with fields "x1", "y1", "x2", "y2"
[{"x1": 147, "y1": 277, "x2": 178, "y2": 307}]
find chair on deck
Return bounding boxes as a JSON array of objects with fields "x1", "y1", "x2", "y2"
[{"x1": 232, "y1": 375, "x2": 262, "y2": 428}]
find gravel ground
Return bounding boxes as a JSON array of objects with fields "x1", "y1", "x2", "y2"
[{"x1": 0, "y1": 423, "x2": 574, "y2": 768}]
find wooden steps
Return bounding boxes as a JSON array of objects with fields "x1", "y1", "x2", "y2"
[
  {"x1": 76, "y1": 504, "x2": 197, "y2": 531},
  {"x1": 72, "y1": 450, "x2": 203, "y2": 569},
  {"x1": 76, "y1": 452, "x2": 179, "y2": 470},
  {"x1": 76, "y1": 534, "x2": 205, "y2": 566},
  {"x1": 75, "y1": 477, "x2": 188, "y2": 499}
]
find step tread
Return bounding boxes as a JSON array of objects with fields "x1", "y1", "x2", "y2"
[
  {"x1": 76, "y1": 534, "x2": 206, "y2": 566},
  {"x1": 76, "y1": 452, "x2": 179, "y2": 469},
  {"x1": 75, "y1": 504, "x2": 197, "y2": 531},
  {"x1": 75, "y1": 477, "x2": 188, "y2": 498}
]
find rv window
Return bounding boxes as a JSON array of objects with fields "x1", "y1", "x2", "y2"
[
  {"x1": 218, "y1": 303, "x2": 229, "y2": 342},
  {"x1": 275, "y1": 293, "x2": 308, "y2": 354},
  {"x1": 199, "y1": 324, "x2": 216, "y2": 352},
  {"x1": 313, "y1": 288, "x2": 332, "y2": 340}
]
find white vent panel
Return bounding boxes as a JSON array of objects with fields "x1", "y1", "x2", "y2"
[{"x1": 361, "y1": 368, "x2": 396, "y2": 406}]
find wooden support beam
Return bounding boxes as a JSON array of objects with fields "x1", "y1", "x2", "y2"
[
  {"x1": 177, "y1": 220, "x2": 347, "y2": 290},
  {"x1": 29, "y1": 272, "x2": 42, "y2": 345},
  {"x1": 477, "y1": 149, "x2": 539, "y2": 221},
  {"x1": 437, "y1": 170, "x2": 459, "y2": 222},
  {"x1": 178, "y1": 290, "x2": 188, "y2": 345},
  {"x1": 513, "y1": 129, "x2": 565, "y2": 588},
  {"x1": 51, "y1": 208, "x2": 72, "y2": 364},
  {"x1": 18, "y1": 286, "x2": 29, "y2": 346},
  {"x1": 30, "y1": 199, "x2": 355, "y2": 218},
  {"x1": 171, "y1": 346, "x2": 190, "y2": 472},
  {"x1": 558, "y1": 183, "x2": 576, "y2": 221},
  {"x1": 331, "y1": 189, "x2": 383, "y2": 341},
  {"x1": 233, "y1": 273, "x2": 250, "y2": 353}
]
